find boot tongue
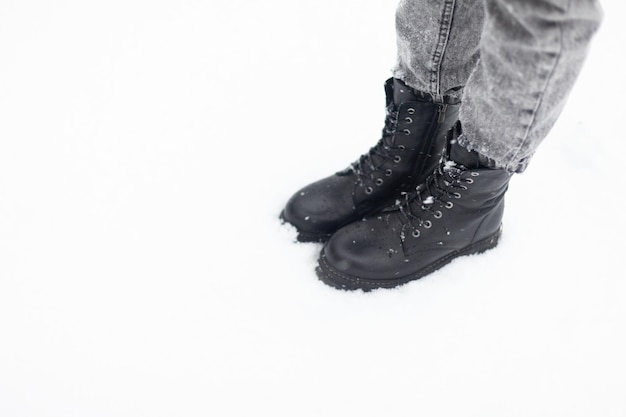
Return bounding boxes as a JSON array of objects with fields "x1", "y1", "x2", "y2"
[
  {"x1": 444, "y1": 120, "x2": 481, "y2": 169},
  {"x1": 392, "y1": 78, "x2": 424, "y2": 105},
  {"x1": 449, "y1": 134, "x2": 497, "y2": 170},
  {"x1": 449, "y1": 140, "x2": 482, "y2": 169}
]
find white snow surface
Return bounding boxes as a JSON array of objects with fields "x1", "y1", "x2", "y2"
[{"x1": 1, "y1": 1, "x2": 625, "y2": 416}]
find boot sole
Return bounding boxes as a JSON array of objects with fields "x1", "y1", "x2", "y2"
[{"x1": 316, "y1": 227, "x2": 502, "y2": 291}]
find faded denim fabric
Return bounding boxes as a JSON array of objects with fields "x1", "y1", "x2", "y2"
[{"x1": 393, "y1": 0, "x2": 603, "y2": 172}]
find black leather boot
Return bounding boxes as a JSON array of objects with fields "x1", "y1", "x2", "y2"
[
  {"x1": 281, "y1": 78, "x2": 460, "y2": 242},
  {"x1": 316, "y1": 124, "x2": 513, "y2": 290}
]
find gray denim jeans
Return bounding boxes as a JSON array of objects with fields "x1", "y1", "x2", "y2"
[{"x1": 393, "y1": 0, "x2": 602, "y2": 172}]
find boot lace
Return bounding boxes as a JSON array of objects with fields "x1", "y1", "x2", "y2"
[
  {"x1": 395, "y1": 161, "x2": 476, "y2": 241},
  {"x1": 350, "y1": 103, "x2": 406, "y2": 191}
]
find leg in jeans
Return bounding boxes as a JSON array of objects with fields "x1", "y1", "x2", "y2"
[
  {"x1": 393, "y1": 0, "x2": 485, "y2": 103},
  {"x1": 395, "y1": 0, "x2": 603, "y2": 172},
  {"x1": 459, "y1": 0, "x2": 603, "y2": 172}
]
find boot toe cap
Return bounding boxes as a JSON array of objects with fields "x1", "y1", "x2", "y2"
[
  {"x1": 282, "y1": 174, "x2": 357, "y2": 234},
  {"x1": 322, "y1": 215, "x2": 408, "y2": 280}
]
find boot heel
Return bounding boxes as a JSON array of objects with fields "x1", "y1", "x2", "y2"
[{"x1": 460, "y1": 226, "x2": 502, "y2": 257}]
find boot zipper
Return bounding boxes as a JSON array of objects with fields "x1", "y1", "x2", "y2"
[{"x1": 437, "y1": 103, "x2": 447, "y2": 123}]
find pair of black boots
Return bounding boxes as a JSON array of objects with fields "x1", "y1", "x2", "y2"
[{"x1": 281, "y1": 78, "x2": 512, "y2": 291}]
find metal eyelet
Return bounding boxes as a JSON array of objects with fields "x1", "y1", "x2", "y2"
[
  {"x1": 412, "y1": 229, "x2": 420, "y2": 238},
  {"x1": 385, "y1": 169, "x2": 393, "y2": 176},
  {"x1": 423, "y1": 220, "x2": 432, "y2": 229},
  {"x1": 403, "y1": 129, "x2": 411, "y2": 135},
  {"x1": 394, "y1": 156, "x2": 402, "y2": 163},
  {"x1": 375, "y1": 178, "x2": 383, "y2": 186},
  {"x1": 404, "y1": 117, "x2": 413, "y2": 123},
  {"x1": 397, "y1": 145, "x2": 406, "y2": 151},
  {"x1": 407, "y1": 108, "x2": 415, "y2": 115},
  {"x1": 434, "y1": 210, "x2": 442, "y2": 219},
  {"x1": 465, "y1": 178, "x2": 474, "y2": 184},
  {"x1": 460, "y1": 185, "x2": 468, "y2": 190},
  {"x1": 471, "y1": 172, "x2": 480, "y2": 177},
  {"x1": 365, "y1": 186, "x2": 373, "y2": 194},
  {"x1": 453, "y1": 192, "x2": 461, "y2": 199},
  {"x1": 445, "y1": 201, "x2": 454, "y2": 209}
]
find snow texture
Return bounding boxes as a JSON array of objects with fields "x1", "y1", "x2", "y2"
[{"x1": 0, "y1": 1, "x2": 625, "y2": 417}]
